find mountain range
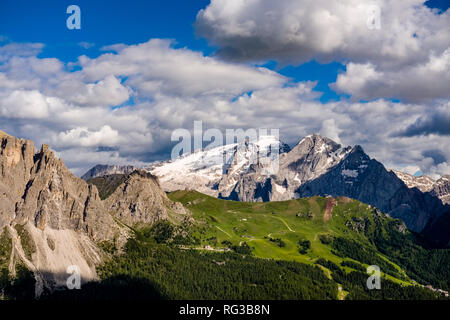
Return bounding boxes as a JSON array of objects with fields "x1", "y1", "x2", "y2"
[
  {"x1": 1, "y1": 130, "x2": 449, "y2": 300},
  {"x1": 85, "y1": 134, "x2": 449, "y2": 244}
]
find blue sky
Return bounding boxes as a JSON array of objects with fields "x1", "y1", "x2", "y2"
[
  {"x1": 0, "y1": 0, "x2": 449, "y2": 177},
  {"x1": 0, "y1": 0, "x2": 211, "y2": 57}
]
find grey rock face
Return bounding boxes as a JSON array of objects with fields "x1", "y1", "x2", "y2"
[
  {"x1": 0, "y1": 134, "x2": 36, "y2": 228},
  {"x1": 0, "y1": 135, "x2": 117, "y2": 293},
  {"x1": 392, "y1": 170, "x2": 450, "y2": 205},
  {"x1": 0, "y1": 132, "x2": 188, "y2": 294},
  {"x1": 219, "y1": 134, "x2": 448, "y2": 233},
  {"x1": 431, "y1": 176, "x2": 450, "y2": 205},
  {"x1": 219, "y1": 134, "x2": 351, "y2": 202},
  {"x1": 218, "y1": 138, "x2": 290, "y2": 200},
  {"x1": 81, "y1": 164, "x2": 138, "y2": 181},
  {"x1": 104, "y1": 170, "x2": 189, "y2": 226},
  {"x1": 391, "y1": 170, "x2": 435, "y2": 192},
  {"x1": 10, "y1": 143, "x2": 118, "y2": 242}
]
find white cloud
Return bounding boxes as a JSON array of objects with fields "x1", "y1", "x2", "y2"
[
  {"x1": 196, "y1": 0, "x2": 450, "y2": 103},
  {"x1": 320, "y1": 119, "x2": 342, "y2": 144},
  {"x1": 0, "y1": 42, "x2": 44, "y2": 62},
  {"x1": 56, "y1": 75, "x2": 131, "y2": 107},
  {"x1": 334, "y1": 49, "x2": 450, "y2": 102},
  {"x1": 0, "y1": 39, "x2": 448, "y2": 177},
  {"x1": 0, "y1": 90, "x2": 63, "y2": 119},
  {"x1": 53, "y1": 147, "x2": 148, "y2": 177},
  {"x1": 196, "y1": 0, "x2": 449, "y2": 65},
  {"x1": 78, "y1": 39, "x2": 285, "y2": 98},
  {"x1": 56, "y1": 126, "x2": 121, "y2": 148},
  {"x1": 401, "y1": 165, "x2": 422, "y2": 176},
  {"x1": 78, "y1": 42, "x2": 95, "y2": 49}
]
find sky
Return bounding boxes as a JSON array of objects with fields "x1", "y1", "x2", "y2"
[{"x1": 0, "y1": 0, "x2": 449, "y2": 177}]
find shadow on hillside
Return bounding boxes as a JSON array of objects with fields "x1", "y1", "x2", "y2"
[
  {"x1": 39, "y1": 274, "x2": 165, "y2": 301},
  {"x1": 0, "y1": 265, "x2": 36, "y2": 300}
]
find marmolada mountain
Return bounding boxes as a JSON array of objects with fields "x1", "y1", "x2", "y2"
[{"x1": 1, "y1": 130, "x2": 449, "y2": 300}]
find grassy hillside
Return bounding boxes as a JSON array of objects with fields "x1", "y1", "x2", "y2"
[
  {"x1": 168, "y1": 191, "x2": 403, "y2": 277},
  {"x1": 167, "y1": 190, "x2": 449, "y2": 292}
]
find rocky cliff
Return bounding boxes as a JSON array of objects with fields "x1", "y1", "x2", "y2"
[
  {"x1": 102, "y1": 170, "x2": 189, "y2": 226},
  {"x1": 392, "y1": 171, "x2": 450, "y2": 205},
  {"x1": 0, "y1": 132, "x2": 188, "y2": 296},
  {"x1": 431, "y1": 176, "x2": 450, "y2": 205},
  {"x1": 391, "y1": 170, "x2": 436, "y2": 193},
  {"x1": 81, "y1": 164, "x2": 138, "y2": 181}
]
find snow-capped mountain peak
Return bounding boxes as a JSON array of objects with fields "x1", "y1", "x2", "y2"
[
  {"x1": 391, "y1": 170, "x2": 436, "y2": 193},
  {"x1": 145, "y1": 135, "x2": 289, "y2": 197}
]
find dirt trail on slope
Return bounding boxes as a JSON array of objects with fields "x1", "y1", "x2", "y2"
[
  {"x1": 324, "y1": 198, "x2": 337, "y2": 223},
  {"x1": 278, "y1": 217, "x2": 295, "y2": 232},
  {"x1": 269, "y1": 216, "x2": 295, "y2": 232},
  {"x1": 216, "y1": 226, "x2": 232, "y2": 238}
]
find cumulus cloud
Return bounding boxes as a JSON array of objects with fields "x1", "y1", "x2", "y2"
[
  {"x1": 196, "y1": 0, "x2": 449, "y2": 65},
  {"x1": 0, "y1": 39, "x2": 448, "y2": 177},
  {"x1": 334, "y1": 50, "x2": 450, "y2": 103},
  {"x1": 394, "y1": 105, "x2": 450, "y2": 136},
  {"x1": 56, "y1": 126, "x2": 121, "y2": 148},
  {"x1": 78, "y1": 39, "x2": 285, "y2": 98},
  {"x1": 422, "y1": 149, "x2": 447, "y2": 165},
  {"x1": 401, "y1": 165, "x2": 422, "y2": 176},
  {"x1": 56, "y1": 75, "x2": 131, "y2": 107},
  {"x1": 0, "y1": 42, "x2": 44, "y2": 62},
  {"x1": 320, "y1": 119, "x2": 342, "y2": 144},
  {"x1": 0, "y1": 90, "x2": 63, "y2": 119},
  {"x1": 196, "y1": 0, "x2": 450, "y2": 103},
  {"x1": 0, "y1": 39, "x2": 287, "y2": 174}
]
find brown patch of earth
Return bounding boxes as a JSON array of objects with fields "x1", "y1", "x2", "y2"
[{"x1": 324, "y1": 197, "x2": 337, "y2": 222}]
